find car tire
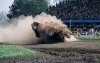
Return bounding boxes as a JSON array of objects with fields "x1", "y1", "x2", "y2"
[
  {"x1": 47, "y1": 29, "x2": 54, "y2": 36},
  {"x1": 32, "y1": 25, "x2": 38, "y2": 30}
]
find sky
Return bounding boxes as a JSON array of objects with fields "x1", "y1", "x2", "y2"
[
  {"x1": 0, "y1": 0, "x2": 14, "y2": 12},
  {"x1": 50, "y1": 0, "x2": 63, "y2": 6},
  {"x1": 0, "y1": 0, "x2": 63, "y2": 13}
]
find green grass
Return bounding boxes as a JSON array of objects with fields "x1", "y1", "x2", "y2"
[
  {"x1": 74, "y1": 35, "x2": 100, "y2": 40},
  {"x1": 0, "y1": 45, "x2": 40, "y2": 59}
]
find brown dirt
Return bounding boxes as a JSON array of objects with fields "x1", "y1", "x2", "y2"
[{"x1": 0, "y1": 41, "x2": 100, "y2": 63}]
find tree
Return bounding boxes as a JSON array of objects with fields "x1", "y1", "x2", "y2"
[
  {"x1": 7, "y1": 0, "x2": 49, "y2": 19},
  {"x1": 0, "y1": 11, "x2": 7, "y2": 21}
]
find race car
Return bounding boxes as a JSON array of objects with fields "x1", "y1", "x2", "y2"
[{"x1": 31, "y1": 22, "x2": 64, "y2": 42}]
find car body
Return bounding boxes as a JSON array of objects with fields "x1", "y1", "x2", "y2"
[{"x1": 31, "y1": 22, "x2": 64, "y2": 42}]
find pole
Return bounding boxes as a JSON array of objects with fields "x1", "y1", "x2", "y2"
[{"x1": 70, "y1": 20, "x2": 71, "y2": 30}]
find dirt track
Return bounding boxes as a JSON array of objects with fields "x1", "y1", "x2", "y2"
[
  {"x1": 23, "y1": 40, "x2": 100, "y2": 49},
  {"x1": 0, "y1": 40, "x2": 100, "y2": 63}
]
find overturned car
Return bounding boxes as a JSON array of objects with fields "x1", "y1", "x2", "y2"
[{"x1": 31, "y1": 22, "x2": 65, "y2": 42}]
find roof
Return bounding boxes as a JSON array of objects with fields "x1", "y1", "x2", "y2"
[{"x1": 62, "y1": 20, "x2": 100, "y2": 23}]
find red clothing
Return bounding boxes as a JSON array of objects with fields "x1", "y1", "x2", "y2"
[{"x1": 77, "y1": 28, "x2": 82, "y2": 32}]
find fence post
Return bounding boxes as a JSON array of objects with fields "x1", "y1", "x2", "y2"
[{"x1": 86, "y1": 32, "x2": 88, "y2": 38}]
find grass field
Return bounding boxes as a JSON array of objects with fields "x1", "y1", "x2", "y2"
[{"x1": 0, "y1": 45, "x2": 40, "y2": 59}]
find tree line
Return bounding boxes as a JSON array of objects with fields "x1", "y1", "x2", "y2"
[{"x1": 7, "y1": 0, "x2": 50, "y2": 19}]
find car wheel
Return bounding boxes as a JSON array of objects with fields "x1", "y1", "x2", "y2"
[
  {"x1": 55, "y1": 32, "x2": 64, "y2": 42},
  {"x1": 32, "y1": 25, "x2": 37, "y2": 30},
  {"x1": 47, "y1": 29, "x2": 54, "y2": 36}
]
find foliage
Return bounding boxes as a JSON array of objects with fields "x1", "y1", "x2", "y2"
[{"x1": 7, "y1": 0, "x2": 49, "y2": 19}]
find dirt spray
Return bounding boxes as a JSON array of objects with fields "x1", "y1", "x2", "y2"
[{"x1": 0, "y1": 12, "x2": 78, "y2": 44}]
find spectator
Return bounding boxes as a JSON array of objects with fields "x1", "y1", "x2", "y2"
[{"x1": 45, "y1": 0, "x2": 100, "y2": 20}]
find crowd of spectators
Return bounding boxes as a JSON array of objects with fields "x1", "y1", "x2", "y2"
[{"x1": 45, "y1": 0, "x2": 100, "y2": 20}]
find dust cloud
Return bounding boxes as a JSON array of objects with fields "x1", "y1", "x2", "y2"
[
  {"x1": 33, "y1": 12, "x2": 78, "y2": 42},
  {"x1": 0, "y1": 12, "x2": 77, "y2": 44},
  {"x1": 0, "y1": 16, "x2": 38, "y2": 44}
]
